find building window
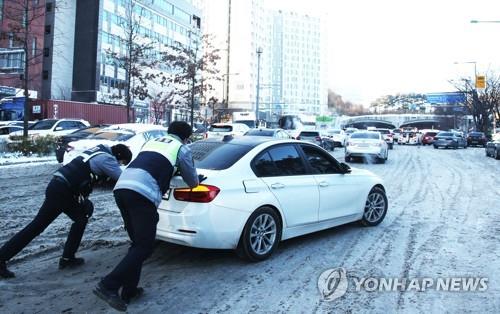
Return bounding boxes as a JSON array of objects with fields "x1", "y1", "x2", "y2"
[
  {"x1": 43, "y1": 47, "x2": 49, "y2": 57},
  {"x1": 45, "y1": 25, "x2": 51, "y2": 34},
  {"x1": 0, "y1": 50, "x2": 25, "y2": 73},
  {"x1": 32, "y1": 38, "x2": 37, "y2": 56},
  {"x1": 43, "y1": 70, "x2": 49, "y2": 80},
  {"x1": 46, "y1": 2, "x2": 53, "y2": 12}
]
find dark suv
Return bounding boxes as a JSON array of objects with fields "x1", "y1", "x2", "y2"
[
  {"x1": 297, "y1": 131, "x2": 327, "y2": 149},
  {"x1": 466, "y1": 131, "x2": 488, "y2": 147}
]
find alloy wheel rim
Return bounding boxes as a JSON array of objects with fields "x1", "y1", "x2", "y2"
[
  {"x1": 364, "y1": 192, "x2": 386, "y2": 223},
  {"x1": 250, "y1": 213, "x2": 277, "y2": 255}
]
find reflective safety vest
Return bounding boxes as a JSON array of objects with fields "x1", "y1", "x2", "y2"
[
  {"x1": 55, "y1": 144, "x2": 110, "y2": 196},
  {"x1": 127, "y1": 135, "x2": 182, "y2": 194}
]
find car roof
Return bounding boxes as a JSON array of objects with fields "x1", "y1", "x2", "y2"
[
  {"x1": 198, "y1": 135, "x2": 291, "y2": 147},
  {"x1": 103, "y1": 123, "x2": 167, "y2": 132}
]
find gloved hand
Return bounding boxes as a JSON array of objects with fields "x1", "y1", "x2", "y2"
[
  {"x1": 198, "y1": 174, "x2": 207, "y2": 183},
  {"x1": 82, "y1": 199, "x2": 94, "y2": 219}
]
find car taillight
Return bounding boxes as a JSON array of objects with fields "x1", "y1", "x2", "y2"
[
  {"x1": 388, "y1": 134, "x2": 393, "y2": 137},
  {"x1": 66, "y1": 145, "x2": 74, "y2": 152},
  {"x1": 173, "y1": 184, "x2": 220, "y2": 203},
  {"x1": 296, "y1": 136, "x2": 301, "y2": 140}
]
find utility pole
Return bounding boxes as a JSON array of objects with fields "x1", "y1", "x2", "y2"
[{"x1": 255, "y1": 47, "x2": 263, "y2": 127}]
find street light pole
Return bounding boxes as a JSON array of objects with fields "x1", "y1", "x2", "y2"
[{"x1": 255, "y1": 47, "x2": 263, "y2": 127}]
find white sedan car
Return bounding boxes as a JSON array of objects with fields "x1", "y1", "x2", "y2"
[
  {"x1": 63, "y1": 123, "x2": 168, "y2": 165},
  {"x1": 157, "y1": 136, "x2": 388, "y2": 261},
  {"x1": 205, "y1": 123, "x2": 250, "y2": 140},
  {"x1": 345, "y1": 131, "x2": 389, "y2": 163}
]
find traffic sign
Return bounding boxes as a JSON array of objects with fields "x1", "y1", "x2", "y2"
[
  {"x1": 426, "y1": 92, "x2": 466, "y2": 104},
  {"x1": 476, "y1": 75, "x2": 486, "y2": 89}
]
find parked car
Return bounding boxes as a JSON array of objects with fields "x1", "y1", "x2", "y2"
[
  {"x1": 9, "y1": 118, "x2": 90, "y2": 138},
  {"x1": 55, "y1": 124, "x2": 110, "y2": 163},
  {"x1": 205, "y1": 123, "x2": 249, "y2": 140},
  {"x1": 485, "y1": 140, "x2": 500, "y2": 159},
  {"x1": 324, "y1": 129, "x2": 347, "y2": 147},
  {"x1": 296, "y1": 130, "x2": 326, "y2": 149},
  {"x1": 0, "y1": 125, "x2": 23, "y2": 151},
  {"x1": 345, "y1": 131, "x2": 388, "y2": 163},
  {"x1": 156, "y1": 136, "x2": 388, "y2": 261},
  {"x1": 433, "y1": 131, "x2": 467, "y2": 149},
  {"x1": 7, "y1": 118, "x2": 90, "y2": 149},
  {"x1": 344, "y1": 127, "x2": 359, "y2": 138},
  {"x1": 466, "y1": 131, "x2": 488, "y2": 147},
  {"x1": 374, "y1": 128, "x2": 394, "y2": 149},
  {"x1": 244, "y1": 128, "x2": 292, "y2": 139},
  {"x1": 63, "y1": 123, "x2": 168, "y2": 165},
  {"x1": 421, "y1": 130, "x2": 439, "y2": 145}
]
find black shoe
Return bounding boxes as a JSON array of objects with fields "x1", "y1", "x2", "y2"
[
  {"x1": 0, "y1": 260, "x2": 15, "y2": 279},
  {"x1": 93, "y1": 281, "x2": 127, "y2": 312},
  {"x1": 58, "y1": 257, "x2": 85, "y2": 269},
  {"x1": 121, "y1": 287, "x2": 144, "y2": 304}
]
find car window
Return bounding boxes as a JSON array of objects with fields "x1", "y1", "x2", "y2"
[
  {"x1": 437, "y1": 132, "x2": 453, "y2": 137},
  {"x1": 0, "y1": 127, "x2": 9, "y2": 135},
  {"x1": 266, "y1": 144, "x2": 306, "y2": 176},
  {"x1": 209, "y1": 125, "x2": 232, "y2": 132},
  {"x1": 57, "y1": 121, "x2": 76, "y2": 130},
  {"x1": 350, "y1": 132, "x2": 380, "y2": 139},
  {"x1": 90, "y1": 131, "x2": 135, "y2": 141},
  {"x1": 253, "y1": 151, "x2": 281, "y2": 177},
  {"x1": 30, "y1": 119, "x2": 57, "y2": 130},
  {"x1": 300, "y1": 144, "x2": 341, "y2": 174},
  {"x1": 300, "y1": 131, "x2": 319, "y2": 137},
  {"x1": 190, "y1": 141, "x2": 254, "y2": 170}
]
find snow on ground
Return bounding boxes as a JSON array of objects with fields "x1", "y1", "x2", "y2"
[
  {"x1": 0, "y1": 152, "x2": 57, "y2": 166},
  {"x1": 0, "y1": 145, "x2": 499, "y2": 313}
]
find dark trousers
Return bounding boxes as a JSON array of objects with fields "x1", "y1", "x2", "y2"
[
  {"x1": 102, "y1": 189, "x2": 158, "y2": 295},
  {"x1": 0, "y1": 178, "x2": 88, "y2": 262}
]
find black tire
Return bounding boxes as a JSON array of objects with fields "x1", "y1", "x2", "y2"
[
  {"x1": 389, "y1": 143, "x2": 393, "y2": 150},
  {"x1": 496, "y1": 149, "x2": 500, "y2": 160},
  {"x1": 236, "y1": 207, "x2": 282, "y2": 262},
  {"x1": 434, "y1": 145, "x2": 438, "y2": 149},
  {"x1": 360, "y1": 187, "x2": 388, "y2": 227}
]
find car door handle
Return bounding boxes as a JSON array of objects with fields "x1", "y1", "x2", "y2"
[
  {"x1": 318, "y1": 181, "x2": 329, "y2": 187},
  {"x1": 271, "y1": 183, "x2": 285, "y2": 189}
]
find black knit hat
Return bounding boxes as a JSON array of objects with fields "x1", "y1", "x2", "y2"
[
  {"x1": 111, "y1": 144, "x2": 132, "y2": 165},
  {"x1": 168, "y1": 121, "x2": 192, "y2": 141}
]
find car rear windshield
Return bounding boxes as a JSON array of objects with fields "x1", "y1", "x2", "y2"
[
  {"x1": 376, "y1": 129, "x2": 390, "y2": 134},
  {"x1": 350, "y1": 132, "x2": 379, "y2": 139},
  {"x1": 246, "y1": 129, "x2": 274, "y2": 136},
  {"x1": 437, "y1": 132, "x2": 453, "y2": 137},
  {"x1": 90, "y1": 131, "x2": 135, "y2": 141},
  {"x1": 209, "y1": 125, "x2": 233, "y2": 132},
  {"x1": 299, "y1": 131, "x2": 319, "y2": 137},
  {"x1": 190, "y1": 141, "x2": 254, "y2": 170},
  {"x1": 425, "y1": 132, "x2": 438, "y2": 136},
  {"x1": 469, "y1": 132, "x2": 484, "y2": 136}
]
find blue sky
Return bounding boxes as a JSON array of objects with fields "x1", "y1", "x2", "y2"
[{"x1": 271, "y1": 0, "x2": 500, "y2": 105}]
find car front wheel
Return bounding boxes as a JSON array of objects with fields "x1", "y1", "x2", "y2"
[
  {"x1": 360, "y1": 187, "x2": 388, "y2": 226},
  {"x1": 237, "y1": 207, "x2": 282, "y2": 262}
]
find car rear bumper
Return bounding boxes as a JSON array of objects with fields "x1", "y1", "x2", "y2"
[
  {"x1": 156, "y1": 203, "x2": 249, "y2": 249},
  {"x1": 346, "y1": 147, "x2": 385, "y2": 158}
]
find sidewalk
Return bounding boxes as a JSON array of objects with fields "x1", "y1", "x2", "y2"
[{"x1": 0, "y1": 152, "x2": 58, "y2": 166}]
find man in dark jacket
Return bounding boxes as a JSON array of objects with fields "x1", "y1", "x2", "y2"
[
  {"x1": 93, "y1": 121, "x2": 202, "y2": 312},
  {"x1": 0, "y1": 144, "x2": 132, "y2": 279}
]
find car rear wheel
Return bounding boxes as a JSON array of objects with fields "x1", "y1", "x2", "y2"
[
  {"x1": 496, "y1": 149, "x2": 500, "y2": 160},
  {"x1": 237, "y1": 207, "x2": 282, "y2": 262},
  {"x1": 360, "y1": 187, "x2": 388, "y2": 227}
]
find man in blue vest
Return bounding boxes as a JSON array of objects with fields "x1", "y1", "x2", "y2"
[
  {"x1": 94, "y1": 121, "x2": 202, "y2": 312},
  {"x1": 0, "y1": 144, "x2": 132, "y2": 279}
]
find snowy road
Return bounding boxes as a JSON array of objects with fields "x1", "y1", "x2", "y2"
[{"x1": 0, "y1": 145, "x2": 499, "y2": 313}]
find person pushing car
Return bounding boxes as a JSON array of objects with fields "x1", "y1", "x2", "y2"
[
  {"x1": 93, "y1": 121, "x2": 204, "y2": 312},
  {"x1": 0, "y1": 143, "x2": 132, "y2": 279}
]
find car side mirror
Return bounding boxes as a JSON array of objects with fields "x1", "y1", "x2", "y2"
[
  {"x1": 339, "y1": 162, "x2": 351, "y2": 174},
  {"x1": 55, "y1": 126, "x2": 63, "y2": 131}
]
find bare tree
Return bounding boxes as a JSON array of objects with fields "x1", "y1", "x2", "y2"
[
  {"x1": 450, "y1": 72, "x2": 499, "y2": 134},
  {"x1": 162, "y1": 34, "x2": 221, "y2": 126},
  {"x1": 106, "y1": 0, "x2": 157, "y2": 122},
  {"x1": 1, "y1": 0, "x2": 46, "y2": 138}
]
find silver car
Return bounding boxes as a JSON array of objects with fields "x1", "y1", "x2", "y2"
[{"x1": 345, "y1": 131, "x2": 389, "y2": 163}]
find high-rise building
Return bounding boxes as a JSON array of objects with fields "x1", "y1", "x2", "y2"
[
  {"x1": 193, "y1": 0, "x2": 328, "y2": 121},
  {"x1": 72, "y1": 0, "x2": 201, "y2": 111}
]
